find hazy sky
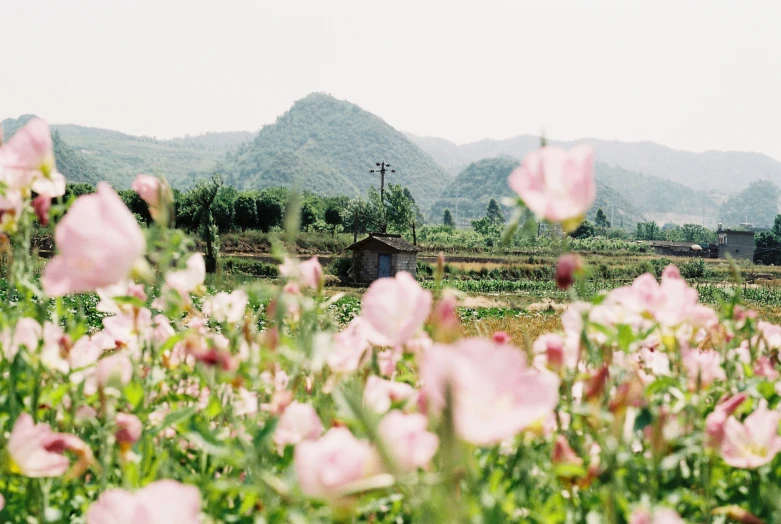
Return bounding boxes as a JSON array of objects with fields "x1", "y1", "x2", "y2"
[{"x1": 4, "y1": 1, "x2": 781, "y2": 159}]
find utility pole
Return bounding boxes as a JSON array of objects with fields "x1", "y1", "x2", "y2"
[
  {"x1": 369, "y1": 161, "x2": 395, "y2": 233},
  {"x1": 369, "y1": 161, "x2": 395, "y2": 206}
]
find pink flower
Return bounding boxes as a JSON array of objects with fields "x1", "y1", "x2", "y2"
[
  {"x1": 42, "y1": 183, "x2": 145, "y2": 297},
  {"x1": 132, "y1": 174, "x2": 161, "y2": 208},
  {"x1": 377, "y1": 411, "x2": 438, "y2": 472},
  {"x1": 202, "y1": 290, "x2": 248, "y2": 323},
  {"x1": 299, "y1": 256, "x2": 324, "y2": 290},
  {"x1": 683, "y1": 349, "x2": 726, "y2": 390},
  {"x1": 753, "y1": 321, "x2": 781, "y2": 352},
  {"x1": 95, "y1": 353, "x2": 133, "y2": 392},
  {"x1": 361, "y1": 272, "x2": 433, "y2": 347},
  {"x1": 3, "y1": 317, "x2": 42, "y2": 361},
  {"x1": 661, "y1": 264, "x2": 681, "y2": 280},
  {"x1": 165, "y1": 253, "x2": 205, "y2": 297},
  {"x1": 328, "y1": 317, "x2": 372, "y2": 373},
  {"x1": 363, "y1": 376, "x2": 416, "y2": 413},
  {"x1": 754, "y1": 356, "x2": 779, "y2": 379},
  {"x1": 706, "y1": 394, "x2": 748, "y2": 447},
  {"x1": 532, "y1": 333, "x2": 577, "y2": 372},
  {"x1": 115, "y1": 413, "x2": 143, "y2": 446},
  {"x1": 629, "y1": 506, "x2": 684, "y2": 524},
  {"x1": 720, "y1": 400, "x2": 781, "y2": 468},
  {"x1": 294, "y1": 427, "x2": 374, "y2": 500},
  {"x1": 421, "y1": 338, "x2": 560, "y2": 446},
  {"x1": 279, "y1": 256, "x2": 324, "y2": 290},
  {"x1": 273, "y1": 402, "x2": 324, "y2": 449},
  {"x1": 508, "y1": 145, "x2": 595, "y2": 230},
  {"x1": 86, "y1": 479, "x2": 201, "y2": 524},
  {"x1": 8, "y1": 413, "x2": 92, "y2": 478},
  {"x1": 0, "y1": 118, "x2": 64, "y2": 196},
  {"x1": 377, "y1": 348, "x2": 401, "y2": 377}
]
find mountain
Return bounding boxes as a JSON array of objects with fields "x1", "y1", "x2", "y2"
[
  {"x1": 217, "y1": 93, "x2": 452, "y2": 207},
  {"x1": 429, "y1": 157, "x2": 646, "y2": 229},
  {"x1": 53, "y1": 124, "x2": 251, "y2": 188},
  {"x1": 718, "y1": 180, "x2": 780, "y2": 228},
  {"x1": 596, "y1": 162, "x2": 716, "y2": 221},
  {"x1": 2, "y1": 115, "x2": 101, "y2": 185},
  {"x1": 405, "y1": 133, "x2": 781, "y2": 194}
]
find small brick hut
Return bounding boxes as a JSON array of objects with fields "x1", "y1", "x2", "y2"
[{"x1": 346, "y1": 233, "x2": 419, "y2": 283}]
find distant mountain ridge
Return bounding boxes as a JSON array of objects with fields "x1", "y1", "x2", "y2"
[
  {"x1": 405, "y1": 132, "x2": 781, "y2": 194},
  {"x1": 52, "y1": 124, "x2": 252, "y2": 188},
  {"x1": 2, "y1": 115, "x2": 254, "y2": 189},
  {"x1": 430, "y1": 157, "x2": 647, "y2": 229},
  {"x1": 2, "y1": 115, "x2": 102, "y2": 185},
  {"x1": 217, "y1": 93, "x2": 452, "y2": 207}
]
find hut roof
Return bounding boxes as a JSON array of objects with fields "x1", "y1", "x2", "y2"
[{"x1": 347, "y1": 233, "x2": 420, "y2": 253}]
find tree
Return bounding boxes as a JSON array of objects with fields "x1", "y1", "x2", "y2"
[
  {"x1": 486, "y1": 199, "x2": 505, "y2": 224},
  {"x1": 189, "y1": 175, "x2": 223, "y2": 273},
  {"x1": 300, "y1": 201, "x2": 317, "y2": 231},
  {"x1": 755, "y1": 231, "x2": 781, "y2": 265},
  {"x1": 211, "y1": 187, "x2": 236, "y2": 233},
  {"x1": 63, "y1": 183, "x2": 95, "y2": 200},
  {"x1": 772, "y1": 215, "x2": 781, "y2": 238},
  {"x1": 324, "y1": 204, "x2": 343, "y2": 237},
  {"x1": 570, "y1": 220, "x2": 596, "y2": 239},
  {"x1": 386, "y1": 184, "x2": 421, "y2": 245},
  {"x1": 256, "y1": 193, "x2": 284, "y2": 232},
  {"x1": 443, "y1": 208, "x2": 455, "y2": 228},
  {"x1": 233, "y1": 193, "x2": 258, "y2": 231},
  {"x1": 118, "y1": 189, "x2": 151, "y2": 226},
  {"x1": 636, "y1": 221, "x2": 662, "y2": 241},
  {"x1": 595, "y1": 208, "x2": 610, "y2": 228},
  {"x1": 676, "y1": 223, "x2": 715, "y2": 244}
]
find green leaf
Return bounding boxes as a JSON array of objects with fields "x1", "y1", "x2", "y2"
[
  {"x1": 205, "y1": 396, "x2": 222, "y2": 418},
  {"x1": 185, "y1": 420, "x2": 231, "y2": 457},
  {"x1": 633, "y1": 407, "x2": 653, "y2": 432},
  {"x1": 155, "y1": 406, "x2": 197, "y2": 434},
  {"x1": 124, "y1": 380, "x2": 145, "y2": 409},
  {"x1": 253, "y1": 418, "x2": 278, "y2": 449}
]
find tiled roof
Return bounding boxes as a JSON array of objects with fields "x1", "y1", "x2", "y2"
[{"x1": 347, "y1": 234, "x2": 420, "y2": 253}]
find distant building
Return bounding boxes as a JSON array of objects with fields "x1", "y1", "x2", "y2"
[
  {"x1": 346, "y1": 233, "x2": 420, "y2": 284},
  {"x1": 717, "y1": 225, "x2": 755, "y2": 261},
  {"x1": 647, "y1": 241, "x2": 711, "y2": 258}
]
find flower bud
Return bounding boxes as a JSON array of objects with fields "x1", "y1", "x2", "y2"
[
  {"x1": 115, "y1": 413, "x2": 142, "y2": 447},
  {"x1": 555, "y1": 253, "x2": 584, "y2": 290},
  {"x1": 493, "y1": 331, "x2": 511, "y2": 344},
  {"x1": 585, "y1": 366, "x2": 610, "y2": 401},
  {"x1": 705, "y1": 393, "x2": 747, "y2": 447},
  {"x1": 552, "y1": 435, "x2": 583, "y2": 467},
  {"x1": 32, "y1": 195, "x2": 51, "y2": 226}
]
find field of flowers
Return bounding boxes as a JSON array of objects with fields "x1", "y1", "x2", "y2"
[{"x1": 3, "y1": 120, "x2": 781, "y2": 523}]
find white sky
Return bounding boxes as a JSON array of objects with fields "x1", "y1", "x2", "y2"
[{"x1": 3, "y1": 0, "x2": 781, "y2": 159}]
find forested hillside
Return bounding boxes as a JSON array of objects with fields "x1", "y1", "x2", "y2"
[
  {"x1": 596, "y1": 164, "x2": 716, "y2": 215},
  {"x1": 429, "y1": 157, "x2": 646, "y2": 228},
  {"x1": 2, "y1": 115, "x2": 101, "y2": 185},
  {"x1": 217, "y1": 93, "x2": 452, "y2": 207},
  {"x1": 53, "y1": 124, "x2": 250, "y2": 188},
  {"x1": 406, "y1": 132, "x2": 781, "y2": 194},
  {"x1": 718, "y1": 180, "x2": 780, "y2": 228}
]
